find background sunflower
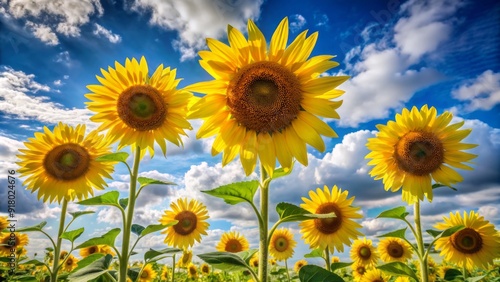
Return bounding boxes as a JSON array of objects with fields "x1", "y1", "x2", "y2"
[
  {"x1": 350, "y1": 237, "x2": 379, "y2": 266},
  {"x1": 216, "y1": 231, "x2": 249, "y2": 253},
  {"x1": 269, "y1": 228, "x2": 296, "y2": 261},
  {"x1": 377, "y1": 237, "x2": 413, "y2": 263}
]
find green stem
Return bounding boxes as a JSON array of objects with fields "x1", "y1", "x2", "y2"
[
  {"x1": 118, "y1": 145, "x2": 141, "y2": 282},
  {"x1": 414, "y1": 201, "x2": 429, "y2": 282},
  {"x1": 284, "y1": 259, "x2": 291, "y2": 282},
  {"x1": 50, "y1": 198, "x2": 68, "y2": 282},
  {"x1": 171, "y1": 254, "x2": 176, "y2": 282},
  {"x1": 324, "y1": 247, "x2": 331, "y2": 272},
  {"x1": 258, "y1": 163, "x2": 271, "y2": 282},
  {"x1": 463, "y1": 265, "x2": 467, "y2": 280}
]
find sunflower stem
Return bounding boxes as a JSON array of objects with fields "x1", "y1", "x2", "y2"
[
  {"x1": 119, "y1": 145, "x2": 141, "y2": 282},
  {"x1": 463, "y1": 265, "x2": 467, "y2": 280},
  {"x1": 258, "y1": 163, "x2": 271, "y2": 282},
  {"x1": 284, "y1": 259, "x2": 291, "y2": 282},
  {"x1": 414, "y1": 201, "x2": 429, "y2": 282},
  {"x1": 324, "y1": 246, "x2": 331, "y2": 272},
  {"x1": 171, "y1": 254, "x2": 176, "y2": 282},
  {"x1": 50, "y1": 198, "x2": 68, "y2": 282}
]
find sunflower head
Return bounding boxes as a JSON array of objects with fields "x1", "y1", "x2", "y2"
[
  {"x1": 0, "y1": 216, "x2": 8, "y2": 231},
  {"x1": 176, "y1": 249, "x2": 193, "y2": 268},
  {"x1": 62, "y1": 255, "x2": 78, "y2": 272},
  {"x1": 216, "y1": 231, "x2": 249, "y2": 253},
  {"x1": 186, "y1": 17, "x2": 348, "y2": 176},
  {"x1": 187, "y1": 263, "x2": 198, "y2": 278},
  {"x1": 350, "y1": 237, "x2": 378, "y2": 266},
  {"x1": 0, "y1": 233, "x2": 28, "y2": 256},
  {"x1": 269, "y1": 228, "x2": 297, "y2": 261},
  {"x1": 366, "y1": 105, "x2": 477, "y2": 204},
  {"x1": 361, "y1": 268, "x2": 388, "y2": 282},
  {"x1": 17, "y1": 123, "x2": 115, "y2": 204},
  {"x1": 294, "y1": 259, "x2": 308, "y2": 273},
  {"x1": 86, "y1": 56, "x2": 193, "y2": 156},
  {"x1": 201, "y1": 263, "x2": 210, "y2": 275},
  {"x1": 161, "y1": 266, "x2": 170, "y2": 280},
  {"x1": 434, "y1": 210, "x2": 500, "y2": 270},
  {"x1": 351, "y1": 262, "x2": 371, "y2": 281},
  {"x1": 160, "y1": 198, "x2": 210, "y2": 250},
  {"x1": 299, "y1": 185, "x2": 363, "y2": 253},
  {"x1": 79, "y1": 245, "x2": 99, "y2": 258},
  {"x1": 138, "y1": 264, "x2": 157, "y2": 282},
  {"x1": 377, "y1": 237, "x2": 413, "y2": 263},
  {"x1": 250, "y1": 252, "x2": 259, "y2": 268}
]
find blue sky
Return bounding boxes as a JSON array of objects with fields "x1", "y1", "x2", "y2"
[{"x1": 1, "y1": 0, "x2": 499, "y2": 266}]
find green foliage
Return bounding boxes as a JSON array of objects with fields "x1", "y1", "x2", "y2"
[
  {"x1": 15, "y1": 221, "x2": 47, "y2": 232},
  {"x1": 77, "y1": 191, "x2": 120, "y2": 208},
  {"x1": 202, "y1": 180, "x2": 259, "y2": 205},
  {"x1": 377, "y1": 206, "x2": 409, "y2": 220},
  {"x1": 75, "y1": 228, "x2": 121, "y2": 249},
  {"x1": 69, "y1": 211, "x2": 95, "y2": 220},
  {"x1": 144, "y1": 248, "x2": 182, "y2": 263},
  {"x1": 276, "y1": 202, "x2": 336, "y2": 223},
  {"x1": 304, "y1": 248, "x2": 323, "y2": 258},
  {"x1": 331, "y1": 262, "x2": 353, "y2": 272},
  {"x1": 377, "y1": 228, "x2": 408, "y2": 240},
  {"x1": 298, "y1": 265, "x2": 344, "y2": 281},
  {"x1": 95, "y1": 152, "x2": 129, "y2": 162},
  {"x1": 68, "y1": 254, "x2": 113, "y2": 282},
  {"x1": 377, "y1": 262, "x2": 419, "y2": 281},
  {"x1": 61, "y1": 227, "x2": 85, "y2": 243},
  {"x1": 137, "y1": 176, "x2": 177, "y2": 186},
  {"x1": 198, "y1": 252, "x2": 253, "y2": 272}
]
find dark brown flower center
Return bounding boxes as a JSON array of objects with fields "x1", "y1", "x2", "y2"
[
  {"x1": 274, "y1": 236, "x2": 289, "y2": 252},
  {"x1": 394, "y1": 131, "x2": 444, "y2": 176},
  {"x1": 173, "y1": 211, "x2": 198, "y2": 235},
  {"x1": 387, "y1": 241, "x2": 404, "y2": 258},
  {"x1": 189, "y1": 266, "x2": 197, "y2": 275},
  {"x1": 117, "y1": 85, "x2": 167, "y2": 131},
  {"x1": 359, "y1": 246, "x2": 372, "y2": 259},
  {"x1": 43, "y1": 144, "x2": 90, "y2": 181},
  {"x1": 227, "y1": 61, "x2": 301, "y2": 133},
  {"x1": 141, "y1": 270, "x2": 149, "y2": 278},
  {"x1": 451, "y1": 228, "x2": 483, "y2": 254},
  {"x1": 356, "y1": 266, "x2": 366, "y2": 274},
  {"x1": 66, "y1": 258, "x2": 73, "y2": 265},
  {"x1": 201, "y1": 264, "x2": 210, "y2": 273},
  {"x1": 314, "y1": 203, "x2": 342, "y2": 234},
  {"x1": 225, "y1": 239, "x2": 243, "y2": 253},
  {"x1": 88, "y1": 246, "x2": 98, "y2": 254}
]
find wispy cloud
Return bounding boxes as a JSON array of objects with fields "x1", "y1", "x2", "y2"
[
  {"x1": 93, "y1": 23, "x2": 121, "y2": 43},
  {"x1": 451, "y1": 70, "x2": 500, "y2": 112},
  {"x1": 290, "y1": 14, "x2": 306, "y2": 33}
]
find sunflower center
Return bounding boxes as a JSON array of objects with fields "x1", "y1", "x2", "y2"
[
  {"x1": 173, "y1": 211, "x2": 198, "y2": 235},
  {"x1": 226, "y1": 239, "x2": 243, "y2": 252},
  {"x1": 394, "y1": 131, "x2": 444, "y2": 176},
  {"x1": 274, "y1": 236, "x2": 289, "y2": 252},
  {"x1": 189, "y1": 266, "x2": 197, "y2": 275},
  {"x1": 141, "y1": 271, "x2": 149, "y2": 278},
  {"x1": 227, "y1": 61, "x2": 302, "y2": 133},
  {"x1": 356, "y1": 266, "x2": 366, "y2": 275},
  {"x1": 387, "y1": 242, "x2": 404, "y2": 258},
  {"x1": 451, "y1": 228, "x2": 483, "y2": 254},
  {"x1": 359, "y1": 246, "x2": 372, "y2": 259},
  {"x1": 43, "y1": 144, "x2": 90, "y2": 181},
  {"x1": 88, "y1": 246, "x2": 98, "y2": 254},
  {"x1": 314, "y1": 202, "x2": 342, "y2": 234},
  {"x1": 117, "y1": 85, "x2": 167, "y2": 131},
  {"x1": 66, "y1": 258, "x2": 73, "y2": 265}
]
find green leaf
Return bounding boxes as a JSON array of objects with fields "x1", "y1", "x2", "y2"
[
  {"x1": 61, "y1": 228, "x2": 85, "y2": 243},
  {"x1": 377, "y1": 228, "x2": 408, "y2": 239},
  {"x1": 95, "y1": 152, "x2": 129, "y2": 162},
  {"x1": 77, "y1": 191, "x2": 120, "y2": 207},
  {"x1": 69, "y1": 211, "x2": 95, "y2": 220},
  {"x1": 10, "y1": 276, "x2": 38, "y2": 282},
  {"x1": 271, "y1": 268, "x2": 287, "y2": 275},
  {"x1": 202, "y1": 180, "x2": 259, "y2": 205},
  {"x1": 20, "y1": 259, "x2": 46, "y2": 266},
  {"x1": 377, "y1": 262, "x2": 419, "y2": 282},
  {"x1": 376, "y1": 206, "x2": 409, "y2": 220},
  {"x1": 119, "y1": 198, "x2": 128, "y2": 209},
  {"x1": 197, "y1": 252, "x2": 251, "y2": 272},
  {"x1": 68, "y1": 254, "x2": 113, "y2": 282},
  {"x1": 304, "y1": 248, "x2": 323, "y2": 258},
  {"x1": 432, "y1": 183, "x2": 457, "y2": 191},
  {"x1": 426, "y1": 229, "x2": 442, "y2": 238},
  {"x1": 75, "y1": 228, "x2": 121, "y2": 249},
  {"x1": 272, "y1": 162, "x2": 294, "y2": 179},
  {"x1": 144, "y1": 248, "x2": 182, "y2": 262},
  {"x1": 331, "y1": 262, "x2": 353, "y2": 272},
  {"x1": 298, "y1": 265, "x2": 344, "y2": 282},
  {"x1": 237, "y1": 249, "x2": 258, "y2": 265},
  {"x1": 15, "y1": 222, "x2": 47, "y2": 232},
  {"x1": 429, "y1": 225, "x2": 464, "y2": 243},
  {"x1": 127, "y1": 268, "x2": 140, "y2": 282},
  {"x1": 276, "y1": 202, "x2": 336, "y2": 223},
  {"x1": 131, "y1": 224, "x2": 145, "y2": 236},
  {"x1": 71, "y1": 253, "x2": 105, "y2": 273},
  {"x1": 443, "y1": 269, "x2": 462, "y2": 281},
  {"x1": 140, "y1": 223, "x2": 176, "y2": 237},
  {"x1": 137, "y1": 176, "x2": 177, "y2": 187}
]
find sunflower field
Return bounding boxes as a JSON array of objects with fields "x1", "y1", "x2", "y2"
[{"x1": 2, "y1": 10, "x2": 500, "y2": 282}]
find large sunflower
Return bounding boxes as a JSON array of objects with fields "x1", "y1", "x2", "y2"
[
  {"x1": 216, "y1": 231, "x2": 249, "y2": 253},
  {"x1": 366, "y1": 105, "x2": 477, "y2": 204},
  {"x1": 299, "y1": 185, "x2": 363, "y2": 253},
  {"x1": 434, "y1": 211, "x2": 500, "y2": 270},
  {"x1": 377, "y1": 237, "x2": 413, "y2": 263},
  {"x1": 160, "y1": 198, "x2": 210, "y2": 249},
  {"x1": 186, "y1": 17, "x2": 348, "y2": 176},
  {"x1": 138, "y1": 264, "x2": 156, "y2": 282},
  {"x1": 269, "y1": 228, "x2": 297, "y2": 261},
  {"x1": 350, "y1": 237, "x2": 378, "y2": 266},
  {"x1": 0, "y1": 233, "x2": 28, "y2": 256},
  {"x1": 16, "y1": 123, "x2": 114, "y2": 203},
  {"x1": 86, "y1": 56, "x2": 193, "y2": 156}
]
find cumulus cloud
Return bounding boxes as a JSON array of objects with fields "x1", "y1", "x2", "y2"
[
  {"x1": 93, "y1": 23, "x2": 121, "y2": 43},
  {"x1": 289, "y1": 14, "x2": 306, "y2": 32},
  {"x1": 452, "y1": 70, "x2": 500, "y2": 112},
  {"x1": 25, "y1": 21, "x2": 59, "y2": 45},
  {"x1": 131, "y1": 0, "x2": 263, "y2": 61}
]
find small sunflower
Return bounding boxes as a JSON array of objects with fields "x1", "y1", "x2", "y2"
[
  {"x1": 59, "y1": 250, "x2": 68, "y2": 260},
  {"x1": 350, "y1": 237, "x2": 378, "y2": 266},
  {"x1": 351, "y1": 262, "x2": 371, "y2": 282},
  {"x1": 366, "y1": 105, "x2": 477, "y2": 204},
  {"x1": 269, "y1": 228, "x2": 296, "y2": 261},
  {"x1": 331, "y1": 256, "x2": 340, "y2": 263},
  {"x1": 138, "y1": 264, "x2": 156, "y2": 282},
  {"x1": 62, "y1": 255, "x2": 78, "y2": 272},
  {"x1": 176, "y1": 249, "x2": 193, "y2": 268},
  {"x1": 0, "y1": 216, "x2": 8, "y2": 231},
  {"x1": 86, "y1": 56, "x2": 193, "y2": 156},
  {"x1": 79, "y1": 245, "x2": 100, "y2": 258},
  {"x1": 160, "y1": 198, "x2": 210, "y2": 249},
  {"x1": 361, "y1": 268, "x2": 388, "y2": 282},
  {"x1": 0, "y1": 233, "x2": 28, "y2": 256},
  {"x1": 201, "y1": 263, "x2": 210, "y2": 275},
  {"x1": 99, "y1": 245, "x2": 116, "y2": 257},
  {"x1": 187, "y1": 263, "x2": 198, "y2": 279},
  {"x1": 186, "y1": 17, "x2": 348, "y2": 176},
  {"x1": 299, "y1": 185, "x2": 363, "y2": 253},
  {"x1": 434, "y1": 210, "x2": 500, "y2": 270},
  {"x1": 216, "y1": 231, "x2": 249, "y2": 253},
  {"x1": 161, "y1": 266, "x2": 170, "y2": 280},
  {"x1": 17, "y1": 123, "x2": 114, "y2": 203},
  {"x1": 377, "y1": 238, "x2": 413, "y2": 263},
  {"x1": 294, "y1": 259, "x2": 308, "y2": 273},
  {"x1": 250, "y1": 252, "x2": 259, "y2": 268}
]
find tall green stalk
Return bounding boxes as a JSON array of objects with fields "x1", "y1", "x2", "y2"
[
  {"x1": 258, "y1": 163, "x2": 271, "y2": 282},
  {"x1": 119, "y1": 146, "x2": 141, "y2": 282},
  {"x1": 324, "y1": 247, "x2": 331, "y2": 272},
  {"x1": 50, "y1": 198, "x2": 68, "y2": 282},
  {"x1": 414, "y1": 201, "x2": 429, "y2": 282}
]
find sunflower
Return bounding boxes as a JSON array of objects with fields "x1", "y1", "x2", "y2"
[
  {"x1": 187, "y1": 263, "x2": 198, "y2": 279},
  {"x1": 331, "y1": 256, "x2": 340, "y2": 263},
  {"x1": 160, "y1": 198, "x2": 210, "y2": 249},
  {"x1": 0, "y1": 216, "x2": 8, "y2": 231},
  {"x1": 361, "y1": 268, "x2": 388, "y2": 282},
  {"x1": 16, "y1": 123, "x2": 114, "y2": 204},
  {"x1": 294, "y1": 259, "x2": 308, "y2": 273},
  {"x1": 299, "y1": 185, "x2": 363, "y2": 253},
  {"x1": 62, "y1": 255, "x2": 78, "y2": 272},
  {"x1": 216, "y1": 231, "x2": 249, "y2": 253},
  {"x1": 161, "y1": 266, "x2": 170, "y2": 280},
  {"x1": 434, "y1": 210, "x2": 500, "y2": 270},
  {"x1": 269, "y1": 228, "x2": 296, "y2": 261},
  {"x1": 201, "y1": 263, "x2": 210, "y2": 275},
  {"x1": 377, "y1": 238, "x2": 413, "y2": 263},
  {"x1": 86, "y1": 56, "x2": 193, "y2": 156},
  {"x1": 366, "y1": 105, "x2": 477, "y2": 204},
  {"x1": 185, "y1": 17, "x2": 348, "y2": 176},
  {"x1": 0, "y1": 233, "x2": 28, "y2": 256},
  {"x1": 99, "y1": 245, "x2": 116, "y2": 256},
  {"x1": 250, "y1": 252, "x2": 259, "y2": 268},
  {"x1": 350, "y1": 237, "x2": 378, "y2": 266},
  {"x1": 59, "y1": 250, "x2": 68, "y2": 260},
  {"x1": 351, "y1": 262, "x2": 371, "y2": 282},
  {"x1": 138, "y1": 264, "x2": 156, "y2": 282},
  {"x1": 176, "y1": 249, "x2": 193, "y2": 268},
  {"x1": 394, "y1": 277, "x2": 411, "y2": 282},
  {"x1": 79, "y1": 245, "x2": 100, "y2": 258}
]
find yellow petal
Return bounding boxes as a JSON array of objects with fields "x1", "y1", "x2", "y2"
[
  {"x1": 247, "y1": 19, "x2": 267, "y2": 62},
  {"x1": 269, "y1": 17, "x2": 289, "y2": 62}
]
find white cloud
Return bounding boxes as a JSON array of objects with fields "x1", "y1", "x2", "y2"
[
  {"x1": 478, "y1": 205, "x2": 500, "y2": 222},
  {"x1": 25, "y1": 21, "x2": 59, "y2": 45},
  {"x1": 93, "y1": 23, "x2": 121, "y2": 43},
  {"x1": 452, "y1": 70, "x2": 500, "y2": 112},
  {"x1": 53, "y1": 79, "x2": 62, "y2": 86},
  {"x1": 55, "y1": 51, "x2": 71, "y2": 66},
  {"x1": 314, "y1": 13, "x2": 329, "y2": 27},
  {"x1": 131, "y1": 0, "x2": 263, "y2": 61},
  {"x1": 290, "y1": 14, "x2": 306, "y2": 32}
]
